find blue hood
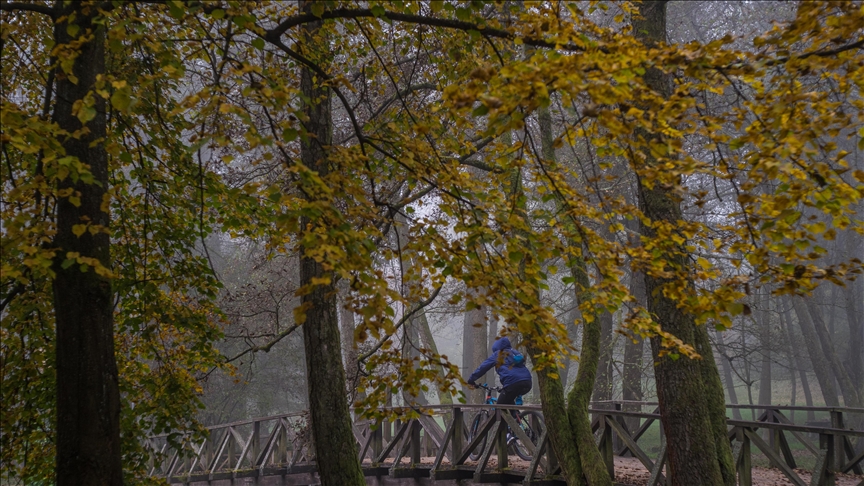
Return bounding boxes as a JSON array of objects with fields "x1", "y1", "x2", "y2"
[
  {"x1": 467, "y1": 336, "x2": 531, "y2": 388},
  {"x1": 492, "y1": 337, "x2": 511, "y2": 353}
]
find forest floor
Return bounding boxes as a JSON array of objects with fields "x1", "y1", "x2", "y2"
[
  {"x1": 379, "y1": 456, "x2": 864, "y2": 485},
  {"x1": 609, "y1": 456, "x2": 864, "y2": 486}
]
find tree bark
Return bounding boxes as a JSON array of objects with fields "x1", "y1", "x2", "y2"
[
  {"x1": 622, "y1": 215, "x2": 647, "y2": 432},
  {"x1": 791, "y1": 297, "x2": 840, "y2": 407},
  {"x1": 780, "y1": 304, "x2": 816, "y2": 421},
  {"x1": 592, "y1": 311, "x2": 614, "y2": 405},
  {"x1": 339, "y1": 279, "x2": 362, "y2": 399},
  {"x1": 416, "y1": 310, "x2": 453, "y2": 405},
  {"x1": 463, "y1": 298, "x2": 487, "y2": 404},
  {"x1": 633, "y1": 2, "x2": 734, "y2": 485},
  {"x1": 757, "y1": 298, "x2": 773, "y2": 415},
  {"x1": 52, "y1": 3, "x2": 123, "y2": 485},
  {"x1": 297, "y1": 5, "x2": 365, "y2": 484},
  {"x1": 714, "y1": 330, "x2": 743, "y2": 420},
  {"x1": 806, "y1": 301, "x2": 861, "y2": 407},
  {"x1": 538, "y1": 104, "x2": 611, "y2": 486}
]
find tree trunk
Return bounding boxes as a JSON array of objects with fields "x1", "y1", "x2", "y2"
[
  {"x1": 715, "y1": 330, "x2": 743, "y2": 420},
  {"x1": 780, "y1": 303, "x2": 815, "y2": 420},
  {"x1": 416, "y1": 310, "x2": 453, "y2": 405},
  {"x1": 566, "y1": 259, "x2": 614, "y2": 486},
  {"x1": 592, "y1": 311, "x2": 614, "y2": 405},
  {"x1": 791, "y1": 297, "x2": 840, "y2": 407},
  {"x1": 463, "y1": 299, "x2": 487, "y2": 404},
  {"x1": 52, "y1": 4, "x2": 123, "y2": 485},
  {"x1": 694, "y1": 324, "x2": 737, "y2": 485},
  {"x1": 806, "y1": 300, "x2": 861, "y2": 407},
  {"x1": 538, "y1": 104, "x2": 611, "y2": 486},
  {"x1": 297, "y1": 5, "x2": 365, "y2": 484},
  {"x1": 758, "y1": 298, "x2": 773, "y2": 415},
  {"x1": 339, "y1": 279, "x2": 362, "y2": 400},
  {"x1": 633, "y1": 3, "x2": 735, "y2": 485},
  {"x1": 622, "y1": 215, "x2": 647, "y2": 432},
  {"x1": 525, "y1": 355, "x2": 585, "y2": 486},
  {"x1": 560, "y1": 305, "x2": 581, "y2": 389}
]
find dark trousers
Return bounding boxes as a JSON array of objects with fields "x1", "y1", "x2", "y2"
[{"x1": 498, "y1": 380, "x2": 532, "y2": 416}]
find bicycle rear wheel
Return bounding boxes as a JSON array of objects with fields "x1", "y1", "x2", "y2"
[
  {"x1": 511, "y1": 411, "x2": 545, "y2": 461},
  {"x1": 467, "y1": 411, "x2": 488, "y2": 461}
]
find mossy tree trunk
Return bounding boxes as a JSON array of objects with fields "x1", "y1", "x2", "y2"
[
  {"x1": 52, "y1": 3, "x2": 123, "y2": 484},
  {"x1": 297, "y1": 3, "x2": 365, "y2": 484},
  {"x1": 536, "y1": 107, "x2": 612, "y2": 486},
  {"x1": 633, "y1": 2, "x2": 735, "y2": 485}
]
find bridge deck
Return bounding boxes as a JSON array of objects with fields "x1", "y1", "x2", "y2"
[{"x1": 149, "y1": 403, "x2": 864, "y2": 486}]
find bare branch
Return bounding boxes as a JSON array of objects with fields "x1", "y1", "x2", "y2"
[
  {"x1": 224, "y1": 323, "x2": 301, "y2": 364},
  {"x1": 357, "y1": 284, "x2": 444, "y2": 363}
]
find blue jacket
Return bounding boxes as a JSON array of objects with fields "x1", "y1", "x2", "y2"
[{"x1": 467, "y1": 337, "x2": 532, "y2": 388}]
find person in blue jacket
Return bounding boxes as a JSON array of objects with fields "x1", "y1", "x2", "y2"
[{"x1": 466, "y1": 336, "x2": 532, "y2": 408}]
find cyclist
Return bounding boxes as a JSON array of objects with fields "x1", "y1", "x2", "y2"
[{"x1": 466, "y1": 336, "x2": 532, "y2": 410}]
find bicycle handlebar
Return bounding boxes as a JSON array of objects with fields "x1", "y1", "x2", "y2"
[{"x1": 476, "y1": 383, "x2": 502, "y2": 392}]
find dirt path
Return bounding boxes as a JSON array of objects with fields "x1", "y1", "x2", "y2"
[
  {"x1": 373, "y1": 456, "x2": 864, "y2": 485},
  {"x1": 612, "y1": 456, "x2": 864, "y2": 486}
]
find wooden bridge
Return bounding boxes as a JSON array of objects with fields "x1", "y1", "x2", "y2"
[{"x1": 145, "y1": 402, "x2": 864, "y2": 486}]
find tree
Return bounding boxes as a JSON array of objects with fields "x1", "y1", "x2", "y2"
[
  {"x1": 50, "y1": 2, "x2": 123, "y2": 484},
  {"x1": 4, "y1": 2, "x2": 864, "y2": 485}
]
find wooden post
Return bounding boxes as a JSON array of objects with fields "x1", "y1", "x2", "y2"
[
  {"x1": 816, "y1": 432, "x2": 837, "y2": 486},
  {"x1": 613, "y1": 402, "x2": 626, "y2": 453},
  {"x1": 279, "y1": 424, "x2": 288, "y2": 464},
  {"x1": 452, "y1": 407, "x2": 464, "y2": 464},
  {"x1": 736, "y1": 428, "x2": 752, "y2": 486},
  {"x1": 830, "y1": 410, "x2": 844, "y2": 472},
  {"x1": 602, "y1": 415, "x2": 614, "y2": 480},
  {"x1": 204, "y1": 435, "x2": 213, "y2": 472},
  {"x1": 227, "y1": 427, "x2": 235, "y2": 469},
  {"x1": 496, "y1": 411, "x2": 508, "y2": 471},
  {"x1": 372, "y1": 418, "x2": 383, "y2": 464},
  {"x1": 410, "y1": 420, "x2": 421, "y2": 464},
  {"x1": 251, "y1": 421, "x2": 261, "y2": 466}
]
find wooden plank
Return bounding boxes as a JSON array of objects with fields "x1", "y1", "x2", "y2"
[
  {"x1": 606, "y1": 415, "x2": 662, "y2": 482},
  {"x1": 744, "y1": 428, "x2": 806, "y2": 486},
  {"x1": 454, "y1": 411, "x2": 496, "y2": 465},
  {"x1": 501, "y1": 410, "x2": 536, "y2": 456},
  {"x1": 842, "y1": 435, "x2": 863, "y2": 475},
  {"x1": 208, "y1": 428, "x2": 231, "y2": 472},
  {"x1": 647, "y1": 442, "x2": 667, "y2": 486},
  {"x1": 810, "y1": 449, "x2": 829, "y2": 486},
  {"x1": 375, "y1": 419, "x2": 411, "y2": 463},
  {"x1": 523, "y1": 429, "x2": 548, "y2": 483},
  {"x1": 431, "y1": 412, "x2": 456, "y2": 471},
  {"x1": 777, "y1": 428, "x2": 798, "y2": 470},
  {"x1": 773, "y1": 410, "x2": 820, "y2": 456},
  {"x1": 474, "y1": 419, "x2": 505, "y2": 478},
  {"x1": 842, "y1": 447, "x2": 864, "y2": 474}
]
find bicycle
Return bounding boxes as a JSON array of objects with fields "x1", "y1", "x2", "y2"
[{"x1": 466, "y1": 383, "x2": 545, "y2": 461}]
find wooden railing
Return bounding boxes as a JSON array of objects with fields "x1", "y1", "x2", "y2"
[{"x1": 146, "y1": 403, "x2": 864, "y2": 485}]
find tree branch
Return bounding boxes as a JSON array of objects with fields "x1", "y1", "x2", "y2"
[
  {"x1": 224, "y1": 323, "x2": 301, "y2": 364},
  {"x1": 0, "y1": 2, "x2": 55, "y2": 17},
  {"x1": 269, "y1": 8, "x2": 582, "y2": 52},
  {"x1": 357, "y1": 284, "x2": 443, "y2": 363}
]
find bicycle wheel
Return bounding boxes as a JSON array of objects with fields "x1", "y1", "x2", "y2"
[
  {"x1": 467, "y1": 411, "x2": 488, "y2": 461},
  {"x1": 511, "y1": 411, "x2": 545, "y2": 461}
]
